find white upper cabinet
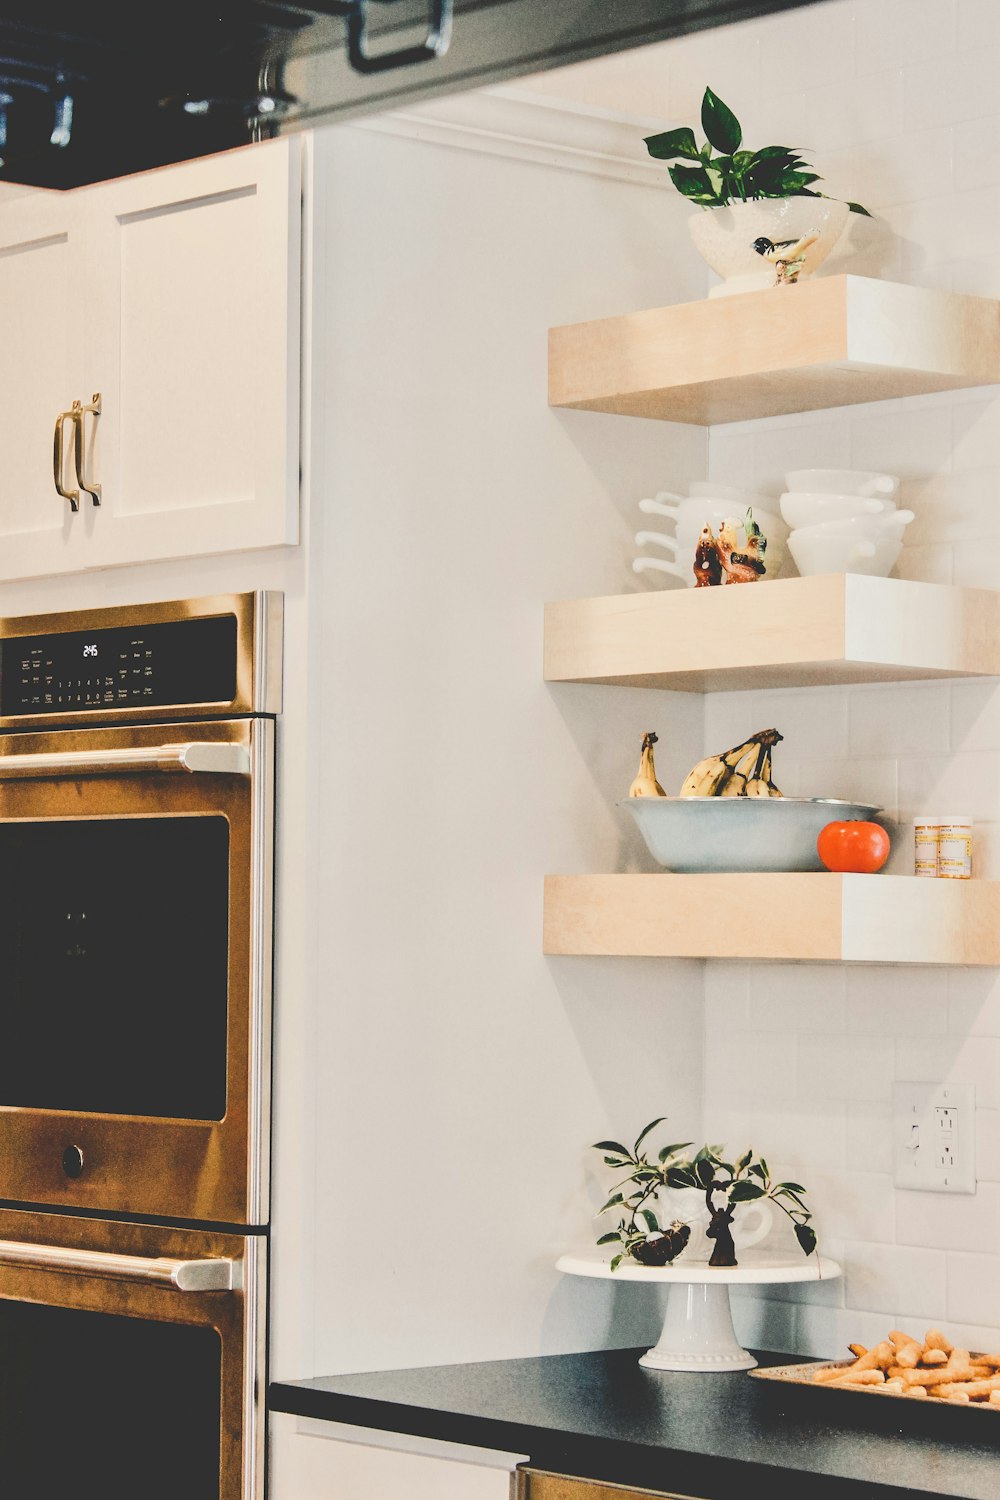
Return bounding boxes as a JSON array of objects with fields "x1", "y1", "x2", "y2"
[{"x1": 0, "y1": 135, "x2": 301, "y2": 580}]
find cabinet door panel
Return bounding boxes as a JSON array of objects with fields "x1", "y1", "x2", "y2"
[
  {"x1": 82, "y1": 137, "x2": 301, "y2": 569},
  {"x1": 0, "y1": 204, "x2": 89, "y2": 578}
]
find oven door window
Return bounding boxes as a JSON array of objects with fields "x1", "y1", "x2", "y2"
[
  {"x1": 0, "y1": 1300, "x2": 221, "y2": 1500},
  {"x1": 0, "y1": 815, "x2": 230, "y2": 1119}
]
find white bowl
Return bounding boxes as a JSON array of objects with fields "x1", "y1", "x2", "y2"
[
  {"x1": 789, "y1": 510, "x2": 913, "y2": 540},
  {"x1": 788, "y1": 529, "x2": 902, "y2": 577},
  {"x1": 622, "y1": 795, "x2": 882, "y2": 872},
  {"x1": 785, "y1": 469, "x2": 899, "y2": 499},
  {"x1": 779, "y1": 491, "x2": 897, "y2": 530}
]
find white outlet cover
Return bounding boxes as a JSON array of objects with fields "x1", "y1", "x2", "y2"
[{"x1": 893, "y1": 1081, "x2": 976, "y2": 1194}]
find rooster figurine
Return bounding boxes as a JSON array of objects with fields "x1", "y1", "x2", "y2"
[
  {"x1": 751, "y1": 230, "x2": 820, "y2": 286},
  {"x1": 717, "y1": 511, "x2": 767, "y2": 585}
]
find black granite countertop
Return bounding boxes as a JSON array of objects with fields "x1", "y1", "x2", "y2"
[{"x1": 269, "y1": 1347, "x2": 1000, "y2": 1500}]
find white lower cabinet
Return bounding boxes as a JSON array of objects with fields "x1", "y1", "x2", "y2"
[
  {"x1": 268, "y1": 1414, "x2": 522, "y2": 1500},
  {"x1": 0, "y1": 135, "x2": 301, "y2": 581}
]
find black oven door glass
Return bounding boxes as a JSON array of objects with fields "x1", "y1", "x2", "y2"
[
  {"x1": 0, "y1": 1300, "x2": 222, "y2": 1500},
  {"x1": 0, "y1": 815, "x2": 230, "y2": 1119}
]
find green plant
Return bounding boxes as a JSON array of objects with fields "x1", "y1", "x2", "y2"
[
  {"x1": 592, "y1": 1117, "x2": 818, "y2": 1271},
  {"x1": 644, "y1": 86, "x2": 870, "y2": 217}
]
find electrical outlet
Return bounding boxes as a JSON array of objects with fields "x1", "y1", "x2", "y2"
[{"x1": 893, "y1": 1082, "x2": 976, "y2": 1194}]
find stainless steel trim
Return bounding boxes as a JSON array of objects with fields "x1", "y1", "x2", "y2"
[
  {"x1": 0, "y1": 741, "x2": 251, "y2": 779},
  {"x1": 243, "y1": 1233, "x2": 266, "y2": 1500},
  {"x1": 253, "y1": 590, "x2": 284, "y2": 716},
  {"x1": 0, "y1": 1239, "x2": 236, "y2": 1290},
  {"x1": 246, "y1": 716, "x2": 275, "y2": 1224}
]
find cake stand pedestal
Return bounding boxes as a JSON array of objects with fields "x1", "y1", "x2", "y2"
[{"x1": 555, "y1": 1249, "x2": 842, "y2": 1372}]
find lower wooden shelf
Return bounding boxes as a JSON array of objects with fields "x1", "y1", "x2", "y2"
[{"x1": 543, "y1": 873, "x2": 1000, "y2": 965}]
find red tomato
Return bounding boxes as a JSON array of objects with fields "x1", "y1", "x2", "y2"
[{"x1": 817, "y1": 820, "x2": 890, "y2": 874}]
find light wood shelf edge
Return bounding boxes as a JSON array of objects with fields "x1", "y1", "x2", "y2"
[
  {"x1": 548, "y1": 275, "x2": 1000, "y2": 425},
  {"x1": 543, "y1": 873, "x2": 1000, "y2": 965},
  {"x1": 543, "y1": 575, "x2": 1000, "y2": 692}
]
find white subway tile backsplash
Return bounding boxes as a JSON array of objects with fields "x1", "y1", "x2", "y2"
[
  {"x1": 896, "y1": 1183, "x2": 1000, "y2": 1252},
  {"x1": 749, "y1": 962, "x2": 846, "y2": 1034},
  {"x1": 844, "y1": 1240, "x2": 947, "y2": 1318},
  {"x1": 846, "y1": 965, "x2": 947, "y2": 1036},
  {"x1": 799, "y1": 1035, "x2": 895, "y2": 1103},
  {"x1": 847, "y1": 1102, "x2": 894, "y2": 1175},
  {"x1": 690, "y1": 0, "x2": 1000, "y2": 1355},
  {"x1": 946, "y1": 1250, "x2": 1000, "y2": 1327},
  {"x1": 895, "y1": 1035, "x2": 1000, "y2": 1110},
  {"x1": 849, "y1": 681, "x2": 951, "y2": 757}
]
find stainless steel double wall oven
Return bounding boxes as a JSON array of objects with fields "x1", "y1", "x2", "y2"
[{"x1": 0, "y1": 591, "x2": 280, "y2": 1500}]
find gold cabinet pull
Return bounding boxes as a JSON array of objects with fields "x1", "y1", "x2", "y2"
[
  {"x1": 74, "y1": 391, "x2": 102, "y2": 506},
  {"x1": 52, "y1": 405, "x2": 80, "y2": 512}
]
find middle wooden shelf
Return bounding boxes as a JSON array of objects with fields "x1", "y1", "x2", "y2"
[
  {"x1": 543, "y1": 873, "x2": 1000, "y2": 966},
  {"x1": 544, "y1": 574, "x2": 1000, "y2": 692}
]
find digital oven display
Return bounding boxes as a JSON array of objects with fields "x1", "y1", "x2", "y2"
[{"x1": 0, "y1": 613, "x2": 238, "y2": 715}]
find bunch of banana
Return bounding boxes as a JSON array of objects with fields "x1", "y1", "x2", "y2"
[
  {"x1": 680, "y1": 728, "x2": 784, "y2": 798},
  {"x1": 629, "y1": 731, "x2": 666, "y2": 797}
]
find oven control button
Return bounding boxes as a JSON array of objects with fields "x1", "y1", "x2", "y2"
[{"x1": 61, "y1": 1145, "x2": 85, "y2": 1179}]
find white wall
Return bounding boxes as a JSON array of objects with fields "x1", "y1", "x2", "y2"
[
  {"x1": 521, "y1": 0, "x2": 1000, "y2": 1362},
  {"x1": 268, "y1": 114, "x2": 710, "y2": 1377}
]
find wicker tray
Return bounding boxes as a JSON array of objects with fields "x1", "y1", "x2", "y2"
[{"x1": 749, "y1": 1357, "x2": 1000, "y2": 1412}]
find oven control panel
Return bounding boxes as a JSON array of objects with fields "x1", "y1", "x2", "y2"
[{"x1": 0, "y1": 614, "x2": 238, "y2": 716}]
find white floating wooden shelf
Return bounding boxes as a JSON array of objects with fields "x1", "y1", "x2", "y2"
[
  {"x1": 543, "y1": 873, "x2": 1000, "y2": 966},
  {"x1": 544, "y1": 574, "x2": 1000, "y2": 692},
  {"x1": 548, "y1": 274, "x2": 1000, "y2": 424}
]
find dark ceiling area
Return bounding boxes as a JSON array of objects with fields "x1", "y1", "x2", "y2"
[{"x1": 0, "y1": 0, "x2": 824, "y2": 190}]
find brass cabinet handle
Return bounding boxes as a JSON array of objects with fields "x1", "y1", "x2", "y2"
[
  {"x1": 74, "y1": 391, "x2": 102, "y2": 506},
  {"x1": 0, "y1": 1238, "x2": 236, "y2": 1291},
  {"x1": 52, "y1": 405, "x2": 80, "y2": 512}
]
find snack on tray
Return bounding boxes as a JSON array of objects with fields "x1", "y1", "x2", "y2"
[{"x1": 806, "y1": 1327, "x2": 1000, "y2": 1405}]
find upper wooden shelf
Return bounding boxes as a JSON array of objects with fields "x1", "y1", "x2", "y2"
[
  {"x1": 544, "y1": 574, "x2": 1000, "y2": 692},
  {"x1": 548, "y1": 275, "x2": 1000, "y2": 425},
  {"x1": 543, "y1": 873, "x2": 1000, "y2": 966}
]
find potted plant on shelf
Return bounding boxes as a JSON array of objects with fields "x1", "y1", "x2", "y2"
[
  {"x1": 593, "y1": 1117, "x2": 817, "y2": 1270},
  {"x1": 644, "y1": 86, "x2": 871, "y2": 297}
]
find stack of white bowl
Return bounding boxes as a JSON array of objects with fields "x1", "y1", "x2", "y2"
[
  {"x1": 633, "y1": 481, "x2": 789, "y2": 588},
  {"x1": 782, "y1": 469, "x2": 912, "y2": 578}
]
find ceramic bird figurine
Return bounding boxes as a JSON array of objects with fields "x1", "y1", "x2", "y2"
[
  {"x1": 717, "y1": 513, "x2": 766, "y2": 585},
  {"x1": 692, "y1": 523, "x2": 723, "y2": 587},
  {"x1": 751, "y1": 231, "x2": 820, "y2": 285}
]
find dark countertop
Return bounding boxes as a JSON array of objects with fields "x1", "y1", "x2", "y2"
[{"x1": 270, "y1": 1347, "x2": 1000, "y2": 1500}]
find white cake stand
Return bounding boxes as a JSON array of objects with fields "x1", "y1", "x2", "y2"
[{"x1": 556, "y1": 1248, "x2": 842, "y2": 1372}]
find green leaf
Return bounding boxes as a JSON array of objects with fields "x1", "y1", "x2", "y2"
[
  {"x1": 775, "y1": 1182, "x2": 806, "y2": 1193},
  {"x1": 665, "y1": 1167, "x2": 699, "y2": 1190},
  {"x1": 632, "y1": 1170, "x2": 659, "y2": 1182},
  {"x1": 658, "y1": 1141, "x2": 694, "y2": 1162},
  {"x1": 760, "y1": 1159, "x2": 769, "y2": 1179},
  {"x1": 695, "y1": 1157, "x2": 716, "y2": 1188},
  {"x1": 610, "y1": 1254, "x2": 623, "y2": 1272},
  {"x1": 641, "y1": 1209, "x2": 659, "y2": 1232},
  {"x1": 593, "y1": 1140, "x2": 629, "y2": 1155},
  {"x1": 599, "y1": 1193, "x2": 624, "y2": 1213},
  {"x1": 603, "y1": 1157, "x2": 628, "y2": 1168},
  {"x1": 643, "y1": 126, "x2": 701, "y2": 163},
  {"x1": 596, "y1": 1232, "x2": 620, "y2": 1246},
  {"x1": 748, "y1": 1163, "x2": 766, "y2": 1180},
  {"x1": 701, "y1": 86, "x2": 742, "y2": 154},
  {"x1": 729, "y1": 1181, "x2": 766, "y2": 1202},
  {"x1": 795, "y1": 1222, "x2": 818, "y2": 1257},
  {"x1": 751, "y1": 144, "x2": 801, "y2": 161},
  {"x1": 668, "y1": 163, "x2": 722, "y2": 205},
  {"x1": 847, "y1": 200, "x2": 873, "y2": 217},
  {"x1": 738, "y1": 1149, "x2": 754, "y2": 1172},
  {"x1": 634, "y1": 1117, "x2": 667, "y2": 1152}
]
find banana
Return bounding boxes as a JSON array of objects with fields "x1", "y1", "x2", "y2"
[
  {"x1": 629, "y1": 731, "x2": 666, "y2": 797},
  {"x1": 680, "y1": 728, "x2": 784, "y2": 798}
]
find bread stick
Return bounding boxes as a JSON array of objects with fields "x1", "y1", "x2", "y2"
[
  {"x1": 921, "y1": 1349, "x2": 948, "y2": 1365},
  {"x1": 848, "y1": 1343, "x2": 867, "y2": 1358},
  {"x1": 826, "y1": 1370, "x2": 886, "y2": 1388},
  {"x1": 924, "y1": 1328, "x2": 954, "y2": 1355},
  {"x1": 889, "y1": 1330, "x2": 923, "y2": 1368},
  {"x1": 935, "y1": 1377, "x2": 1000, "y2": 1400}
]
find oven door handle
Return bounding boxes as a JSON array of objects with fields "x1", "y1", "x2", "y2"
[
  {"x1": 0, "y1": 1239, "x2": 238, "y2": 1290},
  {"x1": 0, "y1": 742, "x2": 250, "y2": 779}
]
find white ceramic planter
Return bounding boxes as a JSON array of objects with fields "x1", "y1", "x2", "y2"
[{"x1": 688, "y1": 196, "x2": 851, "y2": 298}]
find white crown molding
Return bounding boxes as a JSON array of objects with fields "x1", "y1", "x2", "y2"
[{"x1": 353, "y1": 85, "x2": 673, "y2": 190}]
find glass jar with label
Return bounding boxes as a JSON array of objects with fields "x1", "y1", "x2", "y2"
[{"x1": 937, "y1": 817, "x2": 973, "y2": 879}]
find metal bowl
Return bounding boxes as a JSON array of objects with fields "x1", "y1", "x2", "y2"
[{"x1": 621, "y1": 796, "x2": 882, "y2": 873}]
